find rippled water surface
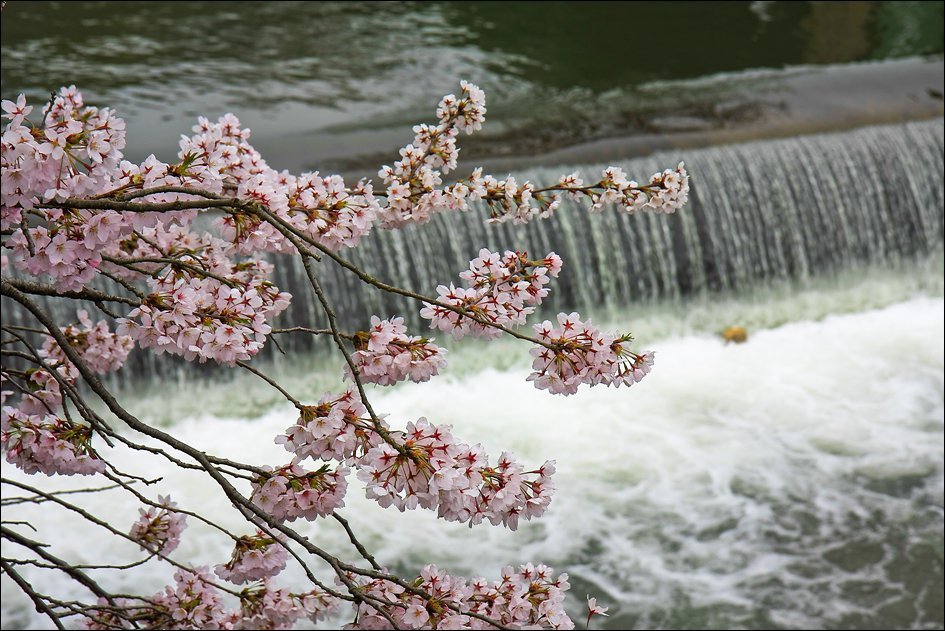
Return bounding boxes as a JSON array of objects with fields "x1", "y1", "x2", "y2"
[{"x1": 2, "y1": 1, "x2": 943, "y2": 171}]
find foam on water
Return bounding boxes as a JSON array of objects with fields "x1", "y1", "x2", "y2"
[
  {"x1": 120, "y1": 255, "x2": 943, "y2": 427},
  {"x1": 2, "y1": 278, "x2": 943, "y2": 629}
]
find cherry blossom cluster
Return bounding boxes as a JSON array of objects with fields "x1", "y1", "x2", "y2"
[
  {"x1": 80, "y1": 597, "x2": 147, "y2": 630},
  {"x1": 357, "y1": 418, "x2": 555, "y2": 530},
  {"x1": 1, "y1": 87, "x2": 126, "y2": 210},
  {"x1": 81, "y1": 576, "x2": 339, "y2": 630},
  {"x1": 223, "y1": 580, "x2": 340, "y2": 630},
  {"x1": 171, "y1": 107, "x2": 381, "y2": 253},
  {"x1": 215, "y1": 530, "x2": 289, "y2": 584},
  {"x1": 0, "y1": 407, "x2": 105, "y2": 476},
  {"x1": 592, "y1": 162, "x2": 690, "y2": 214},
  {"x1": 113, "y1": 225, "x2": 291, "y2": 365},
  {"x1": 475, "y1": 170, "x2": 563, "y2": 224},
  {"x1": 109, "y1": 107, "x2": 381, "y2": 255},
  {"x1": 0, "y1": 311, "x2": 130, "y2": 477},
  {"x1": 377, "y1": 81, "x2": 487, "y2": 227},
  {"x1": 293, "y1": 588, "x2": 341, "y2": 625},
  {"x1": 218, "y1": 168, "x2": 381, "y2": 255},
  {"x1": 462, "y1": 161, "x2": 690, "y2": 225},
  {"x1": 275, "y1": 389, "x2": 385, "y2": 463},
  {"x1": 128, "y1": 495, "x2": 188, "y2": 555},
  {"x1": 249, "y1": 463, "x2": 349, "y2": 522},
  {"x1": 280, "y1": 173, "x2": 379, "y2": 251},
  {"x1": 276, "y1": 394, "x2": 554, "y2": 529},
  {"x1": 7, "y1": 219, "x2": 103, "y2": 291},
  {"x1": 346, "y1": 316, "x2": 447, "y2": 385},
  {"x1": 2, "y1": 88, "x2": 133, "y2": 290},
  {"x1": 344, "y1": 563, "x2": 573, "y2": 630},
  {"x1": 529, "y1": 312, "x2": 655, "y2": 395},
  {"x1": 175, "y1": 112, "x2": 382, "y2": 253},
  {"x1": 420, "y1": 249, "x2": 563, "y2": 340},
  {"x1": 6, "y1": 202, "x2": 198, "y2": 292},
  {"x1": 2, "y1": 365, "x2": 64, "y2": 418},
  {"x1": 150, "y1": 567, "x2": 226, "y2": 629},
  {"x1": 39, "y1": 309, "x2": 134, "y2": 376}
]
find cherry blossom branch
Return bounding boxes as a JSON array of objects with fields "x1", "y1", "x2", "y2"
[
  {"x1": 3, "y1": 280, "x2": 483, "y2": 623},
  {"x1": 272, "y1": 326, "x2": 351, "y2": 339},
  {"x1": 7, "y1": 554, "x2": 157, "y2": 571},
  {"x1": 103, "y1": 253, "x2": 240, "y2": 287},
  {"x1": 0, "y1": 81, "x2": 650, "y2": 629},
  {"x1": 1, "y1": 483, "x2": 123, "y2": 507},
  {"x1": 1, "y1": 479, "x2": 245, "y2": 598},
  {"x1": 235, "y1": 360, "x2": 303, "y2": 408},
  {"x1": 109, "y1": 185, "x2": 232, "y2": 202}
]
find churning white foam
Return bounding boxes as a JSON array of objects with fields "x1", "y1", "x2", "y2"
[{"x1": 2, "y1": 295, "x2": 943, "y2": 629}]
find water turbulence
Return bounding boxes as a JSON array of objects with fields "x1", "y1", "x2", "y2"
[{"x1": 1, "y1": 296, "x2": 941, "y2": 630}]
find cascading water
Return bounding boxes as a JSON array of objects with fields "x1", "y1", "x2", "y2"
[{"x1": 305, "y1": 118, "x2": 943, "y2": 332}]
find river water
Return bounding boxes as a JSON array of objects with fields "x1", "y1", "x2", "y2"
[{"x1": 1, "y1": 2, "x2": 943, "y2": 630}]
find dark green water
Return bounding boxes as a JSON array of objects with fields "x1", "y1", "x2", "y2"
[{"x1": 2, "y1": 1, "x2": 943, "y2": 173}]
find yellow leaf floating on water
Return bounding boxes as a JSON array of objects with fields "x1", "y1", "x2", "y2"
[{"x1": 722, "y1": 326, "x2": 748, "y2": 344}]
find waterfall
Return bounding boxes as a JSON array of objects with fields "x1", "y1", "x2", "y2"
[
  {"x1": 304, "y1": 118, "x2": 944, "y2": 328},
  {"x1": 2, "y1": 119, "x2": 942, "y2": 379}
]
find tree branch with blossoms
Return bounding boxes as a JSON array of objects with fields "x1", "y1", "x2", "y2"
[{"x1": 1, "y1": 81, "x2": 688, "y2": 629}]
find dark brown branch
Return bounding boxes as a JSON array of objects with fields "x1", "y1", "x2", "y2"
[
  {"x1": 235, "y1": 360, "x2": 302, "y2": 408},
  {"x1": 332, "y1": 512, "x2": 382, "y2": 571},
  {"x1": 1, "y1": 526, "x2": 116, "y2": 603},
  {"x1": 3, "y1": 278, "x2": 140, "y2": 306},
  {"x1": 1, "y1": 483, "x2": 122, "y2": 507},
  {"x1": 0, "y1": 558, "x2": 67, "y2": 630},
  {"x1": 40, "y1": 198, "x2": 244, "y2": 213},
  {"x1": 115, "y1": 186, "x2": 229, "y2": 202}
]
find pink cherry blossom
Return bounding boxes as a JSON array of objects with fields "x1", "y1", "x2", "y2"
[
  {"x1": 1, "y1": 408, "x2": 105, "y2": 476},
  {"x1": 215, "y1": 530, "x2": 288, "y2": 584},
  {"x1": 128, "y1": 495, "x2": 188, "y2": 555},
  {"x1": 343, "y1": 563, "x2": 574, "y2": 629},
  {"x1": 420, "y1": 249, "x2": 562, "y2": 339},
  {"x1": 586, "y1": 595, "x2": 610, "y2": 628},
  {"x1": 249, "y1": 463, "x2": 349, "y2": 521},
  {"x1": 346, "y1": 316, "x2": 447, "y2": 385},
  {"x1": 356, "y1": 417, "x2": 555, "y2": 529},
  {"x1": 275, "y1": 389, "x2": 385, "y2": 463},
  {"x1": 529, "y1": 312, "x2": 656, "y2": 395}
]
